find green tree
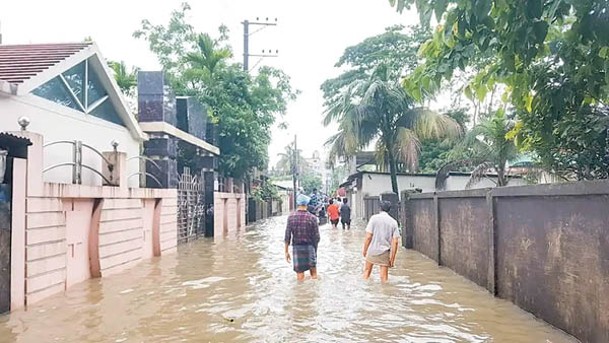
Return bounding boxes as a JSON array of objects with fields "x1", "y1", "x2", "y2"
[
  {"x1": 108, "y1": 61, "x2": 139, "y2": 96},
  {"x1": 389, "y1": 0, "x2": 609, "y2": 180},
  {"x1": 418, "y1": 107, "x2": 470, "y2": 173},
  {"x1": 436, "y1": 110, "x2": 518, "y2": 189},
  {"x1": 252, "y1": 181, "x2": 279, "y2": 201},
  {"x1": 300, "y1": 172, "x2": 323, "y2": 194},
  {"x1": 134, "y1": 3, "x2": 297, "y2": 180},
  {"x1": 328, "y1": 164, "x2": 349, "y2": 193},
  {"x1": 324, "y1": 65, "x2": 461, "y2": 194},
  {"x1": 275, "y1": 143, "x2": 308, "y2": 176},
  {"x1": 321, "y1": 25, "x2": 430, "y2": 107}
]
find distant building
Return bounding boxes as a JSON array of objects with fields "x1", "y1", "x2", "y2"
[{"x1": 304, "y1": 150, "x2": 324, "y2": 177}]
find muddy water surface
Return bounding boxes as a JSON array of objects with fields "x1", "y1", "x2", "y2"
[{"x1": 0, "y1": 216, "x2": 577, "y2": 342}]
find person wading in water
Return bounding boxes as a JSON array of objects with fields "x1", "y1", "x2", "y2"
[
  {"x1": 285, "y1": 194, "x2": 321, "y2": 281},
  {"x1": 362, "y1": 201, "x2": 400, "y2": 283},
  {"x1": 340, "y1": 197, "x2": 351, "y2": 230},
  {"x1": 327, "y1": 198, "x2": 340, "y2": 229}
]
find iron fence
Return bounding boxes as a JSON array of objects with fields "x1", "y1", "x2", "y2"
[
  {"x1": 126, "y1": 155, "x2": 163, "y2": 188},
  {"x1": 42, "y1": 140, "x2": 116, "y2": 185},
  {"x1": 177, "y1": 167, "x2": 205, "y2": 244}
]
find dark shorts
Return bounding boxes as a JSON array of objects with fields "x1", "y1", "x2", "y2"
[
  {"x1": 292, "y1": 245, "x2": 317, "y2": 273},
  {"x1": 341, "y1": 218, "x2": 351, "y2": 225},
  {"x1": 330, "y1": 218, "x2": 339, "y2": 225}
]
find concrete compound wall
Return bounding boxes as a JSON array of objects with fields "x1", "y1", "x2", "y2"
[
  {"x1": 350, "y1": 172, "x2": 527, "y2": 220},
  {"x1": 401, "y1": 181, "x2": 609, "y2": 343},
  {"x1": 8, "y1": 131, "x2": 177, "y2": 310},
  {"x1": 214, "y1": 192, "x2": 246, "y2": 238},
  {"x1": 24, "y1": 189, "x2": 177, "y2": 305}
]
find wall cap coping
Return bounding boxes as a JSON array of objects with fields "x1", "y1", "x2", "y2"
[
  {"x1": 31, "y1": 182, "x2": 177, "y2": 199},
  {"x1": 139, "y1": 121, "x2": 220, "y2": 155},
  {"x1": 405, "y1": 180, "x2": 609, "y2": 200}
]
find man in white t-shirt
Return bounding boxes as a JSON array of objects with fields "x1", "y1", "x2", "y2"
[{"x1": 362, "y1": 201, "x2": 400, "y2": 283}]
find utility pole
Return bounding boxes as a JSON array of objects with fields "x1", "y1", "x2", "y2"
[
  {"x1": 242, "y1": 17, "x2": 279, "y2": 72},
  {"x1": 292, "y1": 135, "x2": 298, "y2": 209}
]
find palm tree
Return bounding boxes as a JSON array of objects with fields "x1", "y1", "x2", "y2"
[
  {"x1": 324, "y1": 65, "x2": 461, "y2": 195},
  {"x1": 276, "y1": 143, "x2": 307, "y2": 176},
  {"x1": 108, "y1": 61, "x2": 139, "y2": 96},
  {"x1": 183, "y1": 33, "x2": 232, "y2": 87},
  {"x1": 435, "y1": 110, "x2": 519, "y2": 189}
]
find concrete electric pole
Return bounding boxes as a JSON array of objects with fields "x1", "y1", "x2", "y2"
[
  {"x1": 292, "y1": 135, "x2": 298, "y2": 209},
  {"x1": 242, "y1": 17, "x2": 279, "y2": 72}
]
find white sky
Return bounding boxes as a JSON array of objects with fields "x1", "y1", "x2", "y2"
[{"x1": 0, "y1": 0, "x2": 418, "y2": 167}]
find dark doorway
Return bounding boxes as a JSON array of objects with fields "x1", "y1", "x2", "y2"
[
  {"x1": 0, "y1": 132, "x2": 31, "y2": 314},
  {"x1": 0, "y1": 183, "x2": 11, "y2": 314}
]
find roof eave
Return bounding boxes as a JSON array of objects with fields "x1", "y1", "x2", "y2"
[
  {"x1": 16, "y1": 44, "x2": 95, "y2": 96},
  {"x1": 0, "y1": 80, "x2": 17, "y2": 96},
  {"x1": 88, "y1": 43, "x2": 148, "y2": 142}
]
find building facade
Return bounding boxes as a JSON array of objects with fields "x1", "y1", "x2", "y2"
[{"x1": 0, "y1": 43, "x2": 146, "y2": 187}]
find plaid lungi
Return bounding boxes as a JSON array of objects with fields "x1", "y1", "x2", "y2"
[{"x1": 292, "y1": 244, "x2": 317, "y2": 273}]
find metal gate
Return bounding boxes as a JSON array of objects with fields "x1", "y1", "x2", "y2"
[{"x1": 177, "y1": 168, "x2": 205, "y2": 244}]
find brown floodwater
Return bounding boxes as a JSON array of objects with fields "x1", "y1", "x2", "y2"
[{"x1": 0, "y1": 216, "x2": 577, "y2": 343}]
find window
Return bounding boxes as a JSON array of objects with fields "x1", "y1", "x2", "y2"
[{"x1": 31, "y1": 58, "x2": 126, "y2": 127}]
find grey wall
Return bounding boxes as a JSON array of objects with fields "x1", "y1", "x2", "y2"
[
  {"x1": 401, "y1": 181, "x2": 609, "y2": 343},
  {"x1": 351, "y1": 172, "x2": 526, "y2": 219}
]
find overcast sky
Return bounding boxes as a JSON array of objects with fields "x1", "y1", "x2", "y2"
[{"x1": 1, "y1": 0, "x2": 418, "y2": 167}]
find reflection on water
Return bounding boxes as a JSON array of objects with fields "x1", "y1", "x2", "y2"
[{"x1": 0, "y1": 216, "x2": 577, "y2": 342}]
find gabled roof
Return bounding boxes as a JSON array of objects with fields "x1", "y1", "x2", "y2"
[
  {"x1": 0, "y1": 42, "x2": 146, "y2": 141},
  {"x1": 0, "y1": 43, "x2": 91, "y2": 84}
]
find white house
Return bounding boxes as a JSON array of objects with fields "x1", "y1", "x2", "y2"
[{"x1": 0, "y1": 43, "x2": 146, "y2": 187}]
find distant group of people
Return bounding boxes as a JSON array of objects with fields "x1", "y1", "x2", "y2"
[
  {"x1": 326, "y1": 197, "x2": 351, "y2": 230},
  {"x1": 284, "y1": 193, "x2": 400, "y2": 283}
]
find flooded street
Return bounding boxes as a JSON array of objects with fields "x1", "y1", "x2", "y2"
[{"x1": 0, "y1": 216, "x2": 576, "y2": 343}]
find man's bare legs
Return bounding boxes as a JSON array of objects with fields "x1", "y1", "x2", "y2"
[
  {"x1": 310, "y1": 267, "x2": 318, "y2": 279},
  {"x1": 363, "y1": 262, "x2": 389, "y2": 282},
  {"x1": 363, "y1": 261, "x2": 373, "y2": 280},
  {"x1": 380, "y1": 266, "x2": 389, "y2": 283},
  {"x1": 296, "y1": 268, "x2": 318, "y2": 281}
]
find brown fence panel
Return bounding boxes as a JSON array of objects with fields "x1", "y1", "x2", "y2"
[
  {"x1": 438, "y1": 194, "x2": 490, "y2": 289},
  {"x1": 495, "y1": 193, "x2": 609, "y2": 343},
  {"x1": 410, "y1": 198, "x2": 438, "y2": 262},
  {"x1": 403, "y1": 181, "x2": 609, "y2": 343},
  {"x1": 363, "y1": 196, "x2": 379, "y2": 222}
]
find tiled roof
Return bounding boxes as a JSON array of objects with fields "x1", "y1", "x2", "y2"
[
  {"x1": 0, "y1": 43, "x2": 91, "y2": 84},
  {"x1": 0, "y1": 132, "x2": 32, "y2": 158}
]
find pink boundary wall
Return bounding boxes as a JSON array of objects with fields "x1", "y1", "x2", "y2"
[
  {"x1": 8, "y1": 131, "x2": 177, "y2": 310},
  {"x1": 214, "y1": 192, "x2": 246, "y2": 239}
]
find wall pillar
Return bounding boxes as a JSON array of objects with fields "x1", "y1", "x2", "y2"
[
  {"x1": 400, "y1": 191, "x2": 414, "y2": 249},
  {"x1": 8, "y1": 131, "x2": 43, "y2": 197},
  {"x1": 380, "y1": 192, "x2": 399, "y2": 221},
  {"x1": 137, "y1": 72, "x2": 178, "y2": 189},
  {"x1": 204, "y1": 171, "x2": 215, "y2": 237},
  {"x1": 102, "y1": 151, "x2": 126, "y2": 188},
  {"x1": 9, "y1": 158, "x2": 26, "y2": 311}
]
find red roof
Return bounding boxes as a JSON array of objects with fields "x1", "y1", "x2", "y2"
[{"x1": 0, "y1": 43, "x2": 91, "y2": 84}]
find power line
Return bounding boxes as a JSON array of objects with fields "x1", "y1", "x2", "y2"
[{"x1": 242, "y1": 17, "x2": 279, "y2": 72}]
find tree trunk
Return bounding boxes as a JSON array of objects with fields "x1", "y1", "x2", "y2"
[
  {"x1": 386, "y1": 143, "x2": 399, "y2": 195},
  {"x1": 497, "y1": 164, "x2": 507, "y2": 186}
]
